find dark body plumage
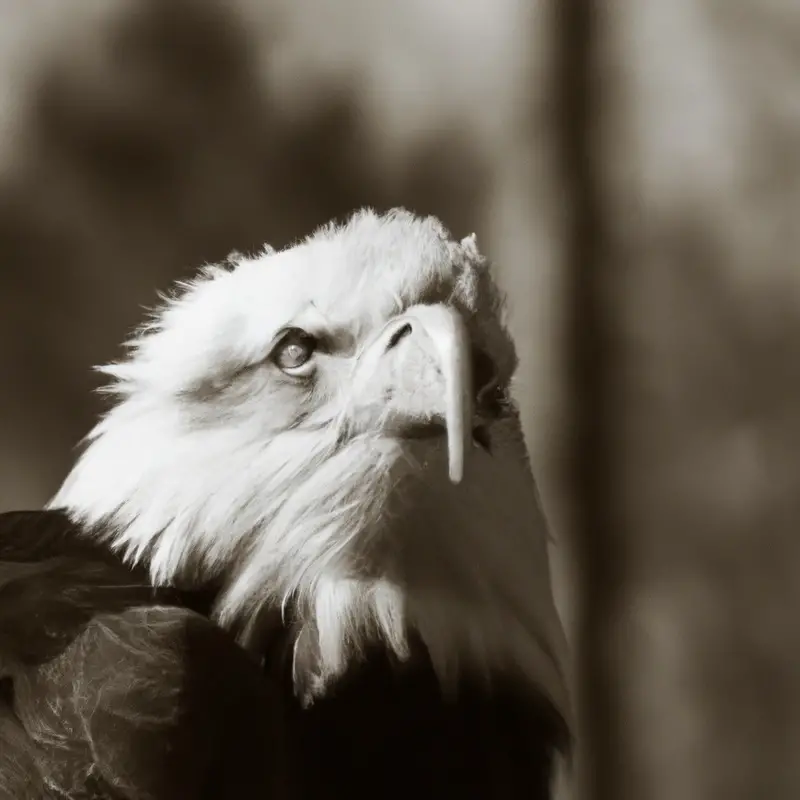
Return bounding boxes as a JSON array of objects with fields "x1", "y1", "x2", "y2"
[
  {"x1": 0, "y1": 510, "x2": 290, "y2": 799},
  {"x1": 0, "y1": 509, "x2": 567, "y2": 800}
]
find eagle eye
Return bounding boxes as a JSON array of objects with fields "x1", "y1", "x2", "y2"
[{"x1": 273, "y1": 328, "x2": 318, "y2": 374}]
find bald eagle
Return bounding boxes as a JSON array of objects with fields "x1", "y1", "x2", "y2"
[{"x1": 0, "y1": 209, "x2": 571, "y2": 799}]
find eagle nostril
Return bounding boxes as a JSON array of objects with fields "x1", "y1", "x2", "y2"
[{"x1": 385, "y1": 322, "x2": 413, "y2": 352}]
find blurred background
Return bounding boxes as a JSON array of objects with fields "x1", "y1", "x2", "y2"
[{"x1": 1, "y1": 1, "x2": 800, "y2": 798}]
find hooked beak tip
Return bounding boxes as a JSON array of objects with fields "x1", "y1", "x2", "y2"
[{"x1": 404, "y1": 304, "x2": 473, "y2": 486}]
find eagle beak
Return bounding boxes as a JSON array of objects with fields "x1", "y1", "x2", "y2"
[
  {"x1": 351, "y1": 303, "x2": 473, "y2": 485},
  {"x1": 403, "y1": 305, "x2": 473, "y2": 484}
]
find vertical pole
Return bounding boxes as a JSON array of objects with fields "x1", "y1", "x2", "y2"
[{"x1": 554, "y1": 1, "x2": 623, "y2": 798}]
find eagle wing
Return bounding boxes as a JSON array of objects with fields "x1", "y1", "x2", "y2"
[{"x1": 0, "y1": 510, "x2": 291, "y2": 800}]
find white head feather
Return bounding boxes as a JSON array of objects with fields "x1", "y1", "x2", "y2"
[{"x1": 50, "y1": 208, "x2": 571, "y2": 722}]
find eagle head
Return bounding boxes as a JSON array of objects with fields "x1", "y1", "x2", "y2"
[{"x1": 51, "y1": 208, "x2": 570, "y2": 721}]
